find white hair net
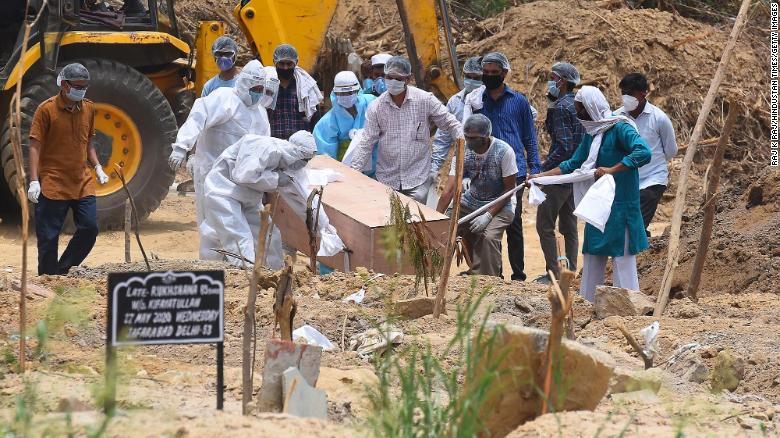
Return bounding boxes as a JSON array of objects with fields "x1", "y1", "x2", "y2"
[
  {"x1": 212, "y1": 36, "x2": 238, "y2": 55},
  {"x1": 463, "y1": 56, "x2": 482, "y2": 74},
  {"x1": 384, "y1": 56, "x2": 412, "y2": 77},
  {"x1": 288, "y1": 131, "x2": 317, "y2": 160},
  {"x1": 551, "y1": 62, "x2": 580, "y2": 85},
  {"x1": 273, "y1": 44, "x2": 299, "y2": 64},
  {"x1": 482, "y1": 52, "x2": 510, "y2": 71},
  {"x1": 235, "y1": 60, "x2": 267, "y2": 106},
  {"x1": 464, "y1": 114, "x2": 492, "y2": 137},
  {"x1": 57, "y1": 63, "x2": 89, "y2": 86}
]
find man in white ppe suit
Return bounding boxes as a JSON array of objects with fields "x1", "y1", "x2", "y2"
[
  {"x1": 168, "y1": 60, "x2": 277, "y2": 231},
  {"x1": 200, "y1": 131, "x2": 318, "y2": 268}
]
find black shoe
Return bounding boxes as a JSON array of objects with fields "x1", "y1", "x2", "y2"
[
  {"x1": 533, "y1": 275, "x2": 551, "y2": 285},
  {"x1": 510, "y1": 274, "x2": 527, "y2": 282}
]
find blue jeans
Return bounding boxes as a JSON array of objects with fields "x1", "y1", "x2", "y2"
[{"x1": 35, "y1": 195, "x2": 98, "y2": 275}]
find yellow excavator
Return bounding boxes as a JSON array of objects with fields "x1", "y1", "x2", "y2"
[{"x1": 0, "y1": 0, "x2": 461, "y2": 229}]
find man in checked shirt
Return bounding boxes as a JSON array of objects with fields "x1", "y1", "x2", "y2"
[
  {"x1": 534, "y1": 62, "x2": 585, "y2": 283},
  {"x1": 349, "y1": 56, "x2": 463, "y2": 203}
]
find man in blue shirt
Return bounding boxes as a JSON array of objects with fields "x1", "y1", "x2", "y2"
[
  {"x1": 476, "y1": 52, "x2": 541, "y2": 281},
  {"x1": 535, "y1": 62, "x2": 585, "y2": 283},
  {"x1": 201, "y1": 36, "x2": 240, "y2": 97}
]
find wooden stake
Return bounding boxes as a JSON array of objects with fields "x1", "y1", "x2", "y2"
[
  {"x1": 654, "y1": 0, "x2": 751, "y2": 316},
  {"x1": 433, "y1": 138, "x2": 465, "y2": 318},
  {"x1": 242, "y1": 205, "x2": 271, "y2": 415},
  {"x1": 554, "y1": 234, "x2": 577, "y2": 340},
  {"x1": 305, "y1": 187, "x2": 323, "y2": 274},
  {"x1": 686, "y1": 102, "x2": 738, "y2": 302},
  {"x1": 540, "y1": 269, "x2": 574, "y2": 415},
  {"x1": 274, "y1": 257, "x2": 296, "y2": 341},
  {"x1": 9, "y1": 0, "x2": 49, "y2": 371},
  {"x1": 114, "y1": 166, "x2": 150, "y2": 271},
  {"x1": 124, "y1": 200, "x2": 131, "y2": 263},
  {"x1": 615, "y1": 323, "x2": 653, "y2": 369}
]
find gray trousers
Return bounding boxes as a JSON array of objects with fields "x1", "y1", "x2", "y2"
[
  {"x1": 457, "y1": 204, "x2": 513, "y2": 277},
  {"x1": 399, "y1": 179, "x2": 433, "y2": 204},
  {"x1": 579, "y1": 228, "x2": 639, "y2": 302},
  {"x1": 535, "y1": 184, "x2": 579, "y2": 278}
]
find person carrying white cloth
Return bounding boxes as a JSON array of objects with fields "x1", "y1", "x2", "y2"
[{"x1": 527, "y1": 86, "x2": 651, "y2": 302}]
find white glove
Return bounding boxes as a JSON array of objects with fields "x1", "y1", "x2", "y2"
[
  {"x1": 168, "y1": 145, "x2": 187, "y2": 170},
  {"x1": 348, "y1": 129, "x2": 358, "y2": 140},
  {"x1": 276, "y1": 171, "x2": 293, "y2": 187},
  {"x1": 95, "y1": 165, "x2": 109, "y2": 185},
  {"x1": 185, "y1": 154, "x2": 196, "y2": 176},
  {"x1": 27, "y1": 181, "x2": 40, "y2": 203},
  {"x1": 462, "y1": 177, "x2": 471, "y2": 191},
  {"x1": 469, "y1": 211, "x2": 493, "y2": 234}
]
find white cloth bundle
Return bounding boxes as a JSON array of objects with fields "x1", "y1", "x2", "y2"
[
  {"x1": 342, "y1": 128, "x2": 372, "y2": 171},
  {"x1": 294, "y1": 67, "x2": 323, "y2": 121}
]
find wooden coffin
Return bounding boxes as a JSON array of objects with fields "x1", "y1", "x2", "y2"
[{"x1": 274, "y1": 155, "x2": 450, "y2": 274}]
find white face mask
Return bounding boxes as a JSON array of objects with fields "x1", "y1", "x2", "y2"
[
  {"x1": 622, "y1": 94, "x2": 639, "y2": 112},
  {"x1": 385, "y1": 78, "x2": 406, "y2": 96},
  {"x1": 336, "y1": 93, "x2": 357, "y2": 108}
]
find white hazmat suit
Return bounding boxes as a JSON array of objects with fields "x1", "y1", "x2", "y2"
[
  {"x1": 169, "y1": 60, "x2": 272, "y2": 235},
  {"x1": 200, "y1": 131, "x2": 344, "y2": 268}
]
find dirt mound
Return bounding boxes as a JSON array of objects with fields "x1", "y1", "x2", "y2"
[
  {"x1": 637, "y1": 168, "x2": 780, "y2": 299},
  {"x1": 458, "y1": 1, "x2": 766, "y2": 156}
]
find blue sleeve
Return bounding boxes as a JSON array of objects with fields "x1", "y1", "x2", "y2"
[
  {"x1": 518, "y1": 95, "x2": 541, "y2": 174},
  {"x1": 201, "y1": 77, "x2": 216, "y2": 97},
  {"x1": 616, "y1": 122, "x2": 652, "y2": 169},
  {"x1": 313, "y1": 112, "x2": 340, "y2": 159},
  {"x1": 559, "y1": 135, "x2": 591, "y2": 174}
]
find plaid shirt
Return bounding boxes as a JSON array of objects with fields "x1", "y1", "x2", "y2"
[
  {"x1": 350, "y1": 86, "x2": 462, "y2": 190},
  {"x1": 270, "y1": 77, "x2": 311, "y2": 139},
  {"x1": 543, "y1": 92, "x2": 585, "y2": 171}
]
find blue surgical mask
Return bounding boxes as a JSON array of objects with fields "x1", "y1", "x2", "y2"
[
  {"x1": 66, "y1": 87, "x2": 86, "y2": 101},
  {"x1": 363, "y1": 78, "x2": 374, "y2": 92},
  {"x1": 547, "y1": 80, "x2": 560, "y2": 98},
  {"x1": 463, "y1": 78, "x2": 483, "y2": 94},
  {"x1": 249, "y1": 90, "x2": 261, "y2": 105},
  {"x1": 374, "y1": 77, "x2": 387, "y2": 94},
  {"x1": 336, "y1": 93, "x2": 357, "y2": 108},
  {"x1": 216, "y1": 56, "x2": 235, "y2": 72}
]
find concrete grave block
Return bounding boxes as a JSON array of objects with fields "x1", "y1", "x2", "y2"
[
  {"x1": 283, "y1": 367, "x2": 328, "y2": 419},
  {"x1": 257, "y1": 339, "x2": 322, "y2": 412},
  {"x1": 594, "y1": 286, "x2": 654, "y2": 319}
]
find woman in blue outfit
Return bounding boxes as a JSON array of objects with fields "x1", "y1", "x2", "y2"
[
  {"x1": 314, "y1": 70, "x2": 378, "y2": 177},
  {"x1": 528, "y1": 85, "x2": 651, "y2": 302}
]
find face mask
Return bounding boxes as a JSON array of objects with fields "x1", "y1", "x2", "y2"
[
  {"x1": 373, "y1": 77, "x2": 387, "y2": 94},
  {"x1": 216, "y1": 56, "x2": 235, "y2": 72},
  {"x1": 65, "y1": 86, "x2": 86, "y2": 101},
  {"x1": 463, "y1": 78, "x2": 483, "y2": 93},
  {"x1": 276, "y1": 68, "x2": 295, "y2": 80},
  {"x1": 249, "y1": 90, "x2": 261, "y2": 105},
  {"x1": 622, "y1": 94, "x2": 639, "y2": 112},
  {"x1": 363, "y1": 78, "x2": 374, "y2": 91},
  {"x1": 547, "y1": 80, "x2": 560, "y2": 98},
  {"x1": 465, "y1": 137, "x2": 485, "y2": 150},
  {"x1": 385, "y1": 78, "x2": 406, "y2": 96},
  {"x1": 336, "y1": 94, "x2": 357, "y2": 108},
  {"x1": 483, "y1": 74, "x2": 503, "y2": 90}
]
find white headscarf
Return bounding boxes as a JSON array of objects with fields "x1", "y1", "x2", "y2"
[{"x1": 574, "y1": 86, "x2": 637, "y2": 172}]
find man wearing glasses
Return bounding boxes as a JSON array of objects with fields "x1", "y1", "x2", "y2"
[{"x1": 27, "y1": 63, "x2": 109, "y2": 275}]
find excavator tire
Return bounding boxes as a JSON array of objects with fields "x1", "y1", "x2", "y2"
[{"x1": 0, "y1": 59, "x2": 177, "y2": 230}]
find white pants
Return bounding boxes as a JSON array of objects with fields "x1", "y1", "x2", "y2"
[{"x1": 579, "y1": 228, "x2": 639, "y2": 302}]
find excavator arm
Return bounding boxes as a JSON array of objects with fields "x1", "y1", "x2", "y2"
[{"x1": 229, "y1": 0, "x2": 461, "y2": 99}]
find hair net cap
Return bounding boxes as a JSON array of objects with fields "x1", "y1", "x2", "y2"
[
  {"x1": 273, "y1": 44, "x2": 299, "y2": 64},
  {"x1": 57, "y1": 63, "x2": 89, "y2": 86},
  {"x1": 333, "y1": 71, "x2": 360, "y2": 93},
  {"x1": 212, "y1": 36, "x2": 238, "y2": 55},
  {"x1": 482, "y1": 52, "x2": 510, "y2": 71},
  {"x1": 384, "y1": 56, "x2": 412, "y2": 77},
  {"x1": 551, "y1": 62, "x2": 580, "y2": 85},
  {"x1": 462, "y1": 56, "x2": 482, "y2": 75},
  {"x1": 289, "y1": 131, "x2": 317, "y2": 159},
  {"x1": 370, "y1": 53, "x2": 392, "y2": 66},
  {"x1": 464, "y1": 114, "x2": 492, "y2": 137}
]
